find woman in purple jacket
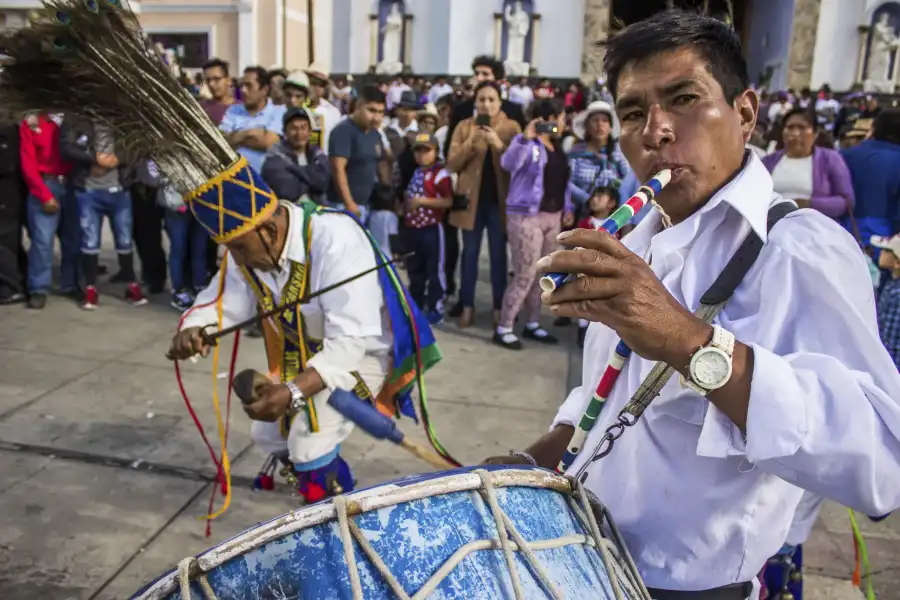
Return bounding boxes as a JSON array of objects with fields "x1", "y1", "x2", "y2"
[
  {"x1": 761, "y1": 107, "x2": 855, "y2": 219},
  {"x1": 495, "y1": 98, "x2": 574, "y2": 350}
]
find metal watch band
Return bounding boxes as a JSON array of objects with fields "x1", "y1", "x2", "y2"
[{"x1": 285, "y1": 381, "x2": 305, "y2": 413}]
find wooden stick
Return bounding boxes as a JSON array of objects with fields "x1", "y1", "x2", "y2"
[{"x1": 399, "y1": 438, "x2": 456, "y2": 470}]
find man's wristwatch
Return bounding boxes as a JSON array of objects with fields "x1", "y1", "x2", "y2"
[
  {"x1": 680, "y1": 325, "x2": 735, "y2": 396},
  {"x1": 284, "y1": 381, "x2": 306, "y2": 414}
]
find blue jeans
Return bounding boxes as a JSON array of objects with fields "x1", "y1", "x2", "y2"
[
  {"x1": 166, "y1": 210, "x2": 208, "y2": 291},
  {"x1": 26, "y1": 179, "x2": 79, "y2": 294},
  {"x1": 460, "y1": 200, "x2": 507, "y2": 309},
  {"x1": 76, "y1": 188, "x2": 133, "y2": 255}
]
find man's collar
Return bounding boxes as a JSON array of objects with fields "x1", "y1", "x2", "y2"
[{"x1": 277, "y1": 201, "x2": 304, "y2": 269}]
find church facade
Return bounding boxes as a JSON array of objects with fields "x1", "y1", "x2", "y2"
[{"x1": 1, "y1": 0, "x2": 897, "y2": 93}]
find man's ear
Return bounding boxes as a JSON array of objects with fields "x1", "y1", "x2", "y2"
[{"x1": 736, "y1": 88, "x2": 759, "y2": 144}]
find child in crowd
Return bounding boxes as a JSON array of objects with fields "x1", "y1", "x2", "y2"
[
  {"x1": 872, "y1": 233, "x2": 900, "y2": 370},
  {"x1": 403, "y1": 133, "x2": 453, "y2": 324},
  {"x1": 575, "y1": 185, "x2": 619, "y2": 348}
]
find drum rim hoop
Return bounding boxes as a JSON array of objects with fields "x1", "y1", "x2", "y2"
[{"x1": 134, "y1": 468, "x2": 574, "y2": 600}]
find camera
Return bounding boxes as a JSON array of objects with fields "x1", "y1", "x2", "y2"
[{"x1": 535, "y1": 121, "x2": 559, "y2": 135}]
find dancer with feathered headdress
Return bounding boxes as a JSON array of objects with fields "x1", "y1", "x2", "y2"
[{"x1": 0, "y1": 0, "x2": 457, "y2": 513}]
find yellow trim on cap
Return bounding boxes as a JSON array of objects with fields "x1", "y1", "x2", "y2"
[{"x1": 185, "y1": 155, "x2": 280, "y2": 244}]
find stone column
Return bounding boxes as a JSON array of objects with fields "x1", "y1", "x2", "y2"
[
  {"x1": 580, "y1": 0, "x2": 611, "y2": 86},
  {"x1": 786, "y1": 0, "x2": 821, "y2": 90}
]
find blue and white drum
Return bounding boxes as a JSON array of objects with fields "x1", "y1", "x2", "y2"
[{"x1": 132, "y1": 466, "x2": 650, "y2": 600}]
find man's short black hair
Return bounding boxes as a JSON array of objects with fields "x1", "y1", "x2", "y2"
[
  {"x1": 435, "y1": 93, "x2": 456, "y2": 110},
  {"x1": 202, "y1": 58, "x2": 229, "y2": 76},
  {"x1": 873, "y1": 109, "x2": 900, "y2": 145},
  {"x1": 243, "y1": 66, "x2": 271, "y2": 88},
  {"x1": 602, "y1": 10, "x2": 749, "y2": 104},
  {"x1": 357, "y1": 85, "x2": 387, "y2": 106},
  {"x1": 472, "y1": 55, "x2": 505, "y2": 81},
  {"x1": 781, "y1": 106, "x2": 817, "y2": 130},
  {"x1": 530, "y1": 98, "x2": 562, "y2": 121}
]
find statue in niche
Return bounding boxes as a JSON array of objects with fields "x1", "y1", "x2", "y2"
[
  {"x1": 865, "y1": 12, "x2": 900, "y2": 93},
  {"x1": 376, "y1": 2, "x2": 404, "y2": 76},
  {"x1": 504, "y1": 0, "x2": 531, "y2": 77}
]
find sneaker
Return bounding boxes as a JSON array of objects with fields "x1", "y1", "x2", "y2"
[
  {"x1": 0, "y1": 292, "x2": 26, "y2": 305},
  {"x1": 425, "y1": 310, "x2": 444, "y2": 325},
  {"x1": 170, "y1": 290, "x2": 193, "y2": 312},
  {"x1": 125, "y1": 282, "x2": 148, "y2": 306},
  {"x1": 522, "y1": 325, "x2": 558, "y2": 345},
  {"x1": 554, "y1": 316, "x2": 573, "y2": 327},
  {"x1": 493, "y1": 331, "x2": 523, "y2": 350},
  {"x1": 26, "y1": 293, "x2": 47, "y2": 310},
  {"x1": 82, "y1": 286, "x2": 99, "y2": 310}
]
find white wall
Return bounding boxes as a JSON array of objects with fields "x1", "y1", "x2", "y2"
[
  {"x1": 408, "y1": 0, "x2": 452, "y2": 74},
  {"x1": 810, "y1": 0, "x2": 867, "y2": 90},
  {"x1": 312, "y1": 0, "x2": 334, "y2": 71},
  {"x1": 531, "y1": 0, "x2": 584, "y2": 79},
  {"x1": 447, "y1": 0, "x2": 498, "y2": 75}
]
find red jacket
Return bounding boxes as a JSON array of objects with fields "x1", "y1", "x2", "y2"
[{"x1": 19, "y1": 116, "x2": 70, "y2": 203}]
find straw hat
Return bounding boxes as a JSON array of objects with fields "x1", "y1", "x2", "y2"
[
  {"x1": 417, "y1": 102, "x2": 439, "y2": 122},
  {"x1": 573, "y1": 100, "x2": 620, "y2": 140},
  {"x1": 304, "y1": 62, "x2": 330, "y2": 85},
  {"x1": 284, "y1": 70, "x2": 310, "y2": 90}
]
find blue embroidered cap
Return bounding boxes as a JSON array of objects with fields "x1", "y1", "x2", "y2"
[{"x1": 186, "y1": 156, "x2": 279, "y2": 244}]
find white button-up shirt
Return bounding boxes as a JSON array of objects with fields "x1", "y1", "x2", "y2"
[
  {"x1": 554, "y1": 153, "x2": 900, "y2": 591},
  {"x1": 181, "y1": 203, "x2": 393, "y2": 461}
]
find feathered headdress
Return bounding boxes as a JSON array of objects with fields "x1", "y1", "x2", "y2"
[{"x1": 0, "y1": 0, "x2": 278, "y2": 243}]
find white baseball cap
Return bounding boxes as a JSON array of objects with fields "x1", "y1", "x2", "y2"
[{"x1": 870, "y1": 234, "x2": 900, "y2": 256}]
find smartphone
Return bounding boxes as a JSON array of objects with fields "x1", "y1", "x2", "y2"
[
  {"x1": 535, "y1": 121, "x2": 559, "y2": 135},
  {"x1": 475, "y1": 114, "x2": 491, "y2": 128}
]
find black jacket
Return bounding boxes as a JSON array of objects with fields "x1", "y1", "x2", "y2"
[
  {"x1": 60, "y1": 115, "x2": 135, "y2": 190},
  {"x1": 0, "y1": 123, "x2": 25, "y2": 218},
  {"x1": 260, "y1": 139, "x2": 331, "y2": 204},
  {"x1": 443, "y1": 98, "x2": 528, "y2": 157}
]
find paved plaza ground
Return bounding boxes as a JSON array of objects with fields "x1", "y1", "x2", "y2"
[{"x1": 0, "y1": 244, "x2": 896, "y2": 599}]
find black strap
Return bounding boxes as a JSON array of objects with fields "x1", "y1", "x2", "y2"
[
  {"x1": 699, "y1": 202, "x2": 798, "y2": 306},
  {"x1": 647, "y1": 582, "x2": 753, "y2": 600}
]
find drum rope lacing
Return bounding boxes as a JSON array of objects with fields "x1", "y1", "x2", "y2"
[{"x1": 175, "y1": 469, "x2": 652, "y2": 600}]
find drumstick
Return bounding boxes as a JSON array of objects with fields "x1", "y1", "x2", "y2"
[
  {"x1": 327, "y1": 389, "x2": 455, "y2": 470},
  {"x1": 232, "y1": 371, "x2": 455, "y2": 470}
]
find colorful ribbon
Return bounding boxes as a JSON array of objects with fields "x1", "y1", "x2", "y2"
[{"x1": 555, "y1": 170, "x2": 672, "y2": 474}]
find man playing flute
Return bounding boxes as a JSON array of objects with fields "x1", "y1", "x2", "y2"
[{"x1": 486, "y1": 11, "x2": 900, "y2": 600}]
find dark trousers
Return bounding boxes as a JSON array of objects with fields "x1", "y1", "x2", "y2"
[
  {"x1": 459, "y1": 200, "x2": 507, "y2": 310},
  {"x1": 0, "y1": 209, "x2": 25, "y2": 298},
  {"x1": 166, "y1": 210, "x2": 208, "y2": 292},
  {"x1": 443, "y1": 220, "x2": 459, "y2": 296},
  {"x1": 405, "y1": 223, "x2": 446, "y2": 312},
  {"x1": 130, "y1": 184, "x2": 167, "y2": 290}
]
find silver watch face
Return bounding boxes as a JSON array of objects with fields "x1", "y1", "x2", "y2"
[{"x1": 692, "y1": 348, "x2": 731, "y2": 388}]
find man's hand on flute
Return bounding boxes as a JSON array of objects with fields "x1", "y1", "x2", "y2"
[
  {"x1": 166, "y1": 326, "x2": 211, "y2": 361},
  {"x1": 536, "y1": 228, "x2": 711, "y2": 366}
]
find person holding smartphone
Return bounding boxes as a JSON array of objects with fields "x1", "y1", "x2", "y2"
[
  {"x1": 494, "y1": 98, "x2": 574, "y2": 350},
  {"x1": 446, "y1": 81, "x2": 521, "y2": 328}
]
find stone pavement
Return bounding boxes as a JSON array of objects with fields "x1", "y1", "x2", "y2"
[{"x1": 0, "y1": 258, "x2": 896, "y2": 598}]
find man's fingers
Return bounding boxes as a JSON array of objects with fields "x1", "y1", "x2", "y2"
[
  {"x1": 547, "y1": 298, "x2": 614, "y2": 322},
  {"x1": 541, "y1": 274, "x2": 619, "y2": 306},
  {"x1": 556, "y1": 228, "x2": 632, "y2": 258},
  {"x1": 536, "y1": 247, "x2": 621, "y2": 278}
]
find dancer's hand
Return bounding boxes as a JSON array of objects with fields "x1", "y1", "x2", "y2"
[
  {"x1": 166, "y1": 327, "x2": 210, "y2": 361},
  {"x1": 242, "y1": 383, "x2": 291, "y2": 422}
]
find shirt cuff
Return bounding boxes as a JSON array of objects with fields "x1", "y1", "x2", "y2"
[
  {"x1": 550, "y1": 385, "x2": 587, "y2": 432},
  {"x1": 696, "y1": 343, "x2": 810, "y2": 462}
]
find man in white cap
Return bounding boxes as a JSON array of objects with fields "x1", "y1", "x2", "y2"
[
  {"x1": 304, "y1": 63, "x2": 342, "y2": 156},
  {"x1": 283, "y1": 70, "x2": 310, "y2": 110}
]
